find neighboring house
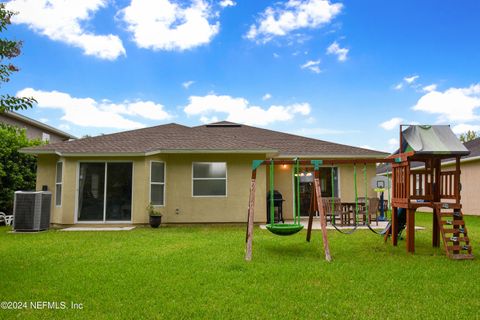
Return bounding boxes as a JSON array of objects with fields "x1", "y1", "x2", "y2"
[
  {"x1": 377, "y1": 137, "x2": 480, "y2": 215},
  {"x1": 0, "y1": 111, "x2": 76, "y2": 143},
  {"x1": 21, "y1": 121, "x2": 387, "y2": 225}
]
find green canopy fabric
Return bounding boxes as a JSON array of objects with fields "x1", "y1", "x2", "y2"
[{"x1": 402, "y1": 125, "x2": 470, "y2": 156}]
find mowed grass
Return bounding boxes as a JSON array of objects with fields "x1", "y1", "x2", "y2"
[{"x1": 1, "y1": 213, "x2": 480, "y2": 319}]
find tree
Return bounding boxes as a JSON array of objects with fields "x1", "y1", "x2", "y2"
[
  {"x1": 0, "y1": 3, "x2": 35, "y2": 113},
  {"x1": 459, "y1": 130, "x2": 479, "y2": 143},
  {"x1": 0, "y1": 124, "x2": 42, "y2": 213}
]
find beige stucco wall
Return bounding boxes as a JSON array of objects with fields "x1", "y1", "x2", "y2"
[
  {"x1": 36, "y1": 153, "x2": 382, "y2": 224},
  {"x1": 36, "y1": 155, "x2": 60, "y2": 222},
  {"x1": 446, "y1": 161, "x2": 480, "y2": 215},
  {"x1": 36, "y1": 153, "x2": 267, "y2": 224},
  {"x1": 339, "y1": 164, "x2": 377, "y2": 202},
  {"x1": 148, "y1": 153, "x2": 267, "y2": 224}
]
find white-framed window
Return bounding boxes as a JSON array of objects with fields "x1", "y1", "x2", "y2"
[
  {"x1": 150, "y1": 161, "x2": 165, "y2": 206},
  {"x1": 42, "y1": 132, "x2": 50, "y2": 142},
  {"x1": 55, "y1": 161, "x2": 63, "y2": 206},
  {"x1": 192, "y1": 162, "x2": 227, "y2": 197}
]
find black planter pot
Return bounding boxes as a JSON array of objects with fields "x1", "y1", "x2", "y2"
[{"x1": 149, "y1": 215, "x2": 162, "y2": 228}]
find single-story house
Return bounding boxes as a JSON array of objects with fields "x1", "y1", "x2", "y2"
[
  {"x1": 0, "y1": 110, "x2": 76, "y2": 143},
  {"x1": 377, "y1": 136, "x2": 480, "y2": 215},
  {"x1": 21, "y1": 121, "x2": 387, "y2": 225}
]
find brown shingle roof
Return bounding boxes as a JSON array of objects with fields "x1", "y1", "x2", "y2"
[
  {"x1": 196, "y1": 121, "x2": 388, "y2": 157},
  {"x1": 22, "y1": 121, "x2": 388, "y2": 157},
  {"x1": 22, "y1": 123, "x2": 275, "y2": 155}
]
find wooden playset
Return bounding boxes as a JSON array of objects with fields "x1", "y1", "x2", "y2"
[{"x1": 245, "y1": 125, "x2": 473, "y2": 261}]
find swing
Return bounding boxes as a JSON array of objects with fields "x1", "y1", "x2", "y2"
[
  {"x1": 329, "y1": 164, "x2": 360, "y2": 234},
  {"x1": 266, "y1": 159, "x2": 304, "y2": 236}
]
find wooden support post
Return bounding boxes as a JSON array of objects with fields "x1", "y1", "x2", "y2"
[
  {"x1": 432, "y1": 158, "x2": 441, "y2": 248},
  {"x1": 406, "y1": 209, "x2": 415, "y2": 253},
  {"x1": 245, "y1": 169, "x2": 257, "y2": 261},
  {"x1": 306, "y1": 182, "x2": 316, "y2": 242},
  {"x1": 432, "y1": 208, "x2": 440, "y2": 247},
  {"x1": 313, "y1": 170, "x2": 332, "y2": 262},
  {"x1": 391, "y1": 207, "x2": 398, "y2": 246}
]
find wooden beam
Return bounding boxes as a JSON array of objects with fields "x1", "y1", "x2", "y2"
[
  {"x1": 261, "y1": 158, "x2": 397, "y2": 166},
  {"x1": 306, "y1": 181, "x2": 316, "y2": 242},
  {"x1": 245, "y1": 169, "x2": 257, "y2": 261},
  {"x1": 432, "y1": 208, "x2": 440, "y2": 247},
  {"x1": 313, "y1": 169, "x2": 332, "y2": 262},
  {"x1": 406, "y1": 208, "x2": 415, "y2": 253},
  {"x1": 392, "y1": 207, "x2": 398, "y2": 246}
]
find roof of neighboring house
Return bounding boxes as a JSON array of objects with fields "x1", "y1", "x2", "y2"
[
  {"x1": 21, "y1": 121, "x2": 389, "y2": 157},
  {"x1": 1, "y1": 111, "x2": 76, "y2": 140},
  {"x1": 376, "y1": 137, "x2": 480, "y2": 175}
]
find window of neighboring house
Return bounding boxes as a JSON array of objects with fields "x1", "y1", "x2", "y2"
[
  {"x1": 42, "y1": 132, "x2": 50, "y2": 142},
  {"x1": 55, "y1": 161, "x2": 63, "y2": 206},
  {"x1": 192, "y1": 162, "x2": 227, "y2": 197},
  {"x1": 150, "y1": 162, "x2": 165, "y2": 206}
]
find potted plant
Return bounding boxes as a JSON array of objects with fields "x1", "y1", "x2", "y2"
[{"x1": 147, "y1": 204, "x2": 163, "y2": 228}]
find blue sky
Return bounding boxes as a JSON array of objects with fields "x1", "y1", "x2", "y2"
[{"x1": 4, "y1": 0, "x2": 480, "y2": 152}]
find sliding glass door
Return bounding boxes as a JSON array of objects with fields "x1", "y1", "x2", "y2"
[{"x1": 77, "y1": 162, "x2": 132, "y2": 222}]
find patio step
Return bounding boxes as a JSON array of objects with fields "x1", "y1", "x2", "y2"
[{"x1": 436, "y1": 208, "x2": 473, "y2": 260}]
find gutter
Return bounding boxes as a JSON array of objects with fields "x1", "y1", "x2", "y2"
[{"x1": 20, "y1": 149, "x2": 279, "y2": 157}]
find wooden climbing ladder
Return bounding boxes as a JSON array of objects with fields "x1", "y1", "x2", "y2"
[{"x1": 435, "y1": 203, "x2": 474, "y2": 260}]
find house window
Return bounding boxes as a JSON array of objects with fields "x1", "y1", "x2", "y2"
[
  {"x1": 55, "y1": 161, "x2": 63, "y2": 206},
  {"x1": 150, "y1": 162, "x2": 165, "y2": 206},
  {"x1": 42, "y1": 132, "x2": 50, "y2": 142},
  {"x1": 193, "y1": 162, "x2": 227, "y2": 197}
]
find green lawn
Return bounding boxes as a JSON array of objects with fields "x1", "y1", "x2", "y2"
[{"x1": 1, "y1": 213, "x2": 480, "y2": 319}]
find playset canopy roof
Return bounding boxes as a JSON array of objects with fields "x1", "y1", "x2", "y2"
[{"x1": 401, "y1": 125, "x2": 470, "y2": 156}]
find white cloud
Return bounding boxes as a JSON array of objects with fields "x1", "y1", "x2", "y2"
[
  {"x1": 273, "y1": 52, "x2": 280, "y2": 58},
  {"x1": 184, "y1": 94, "x2": 311, "y2": 126},
  {"x1": 393, "y1": 75, "x2": 420, "y2": 91},
  {"x1": 39, "y1": 118, "x2": 48, "y2": 123},
  {"x1": 326, "y1": 41, "x2": 348, "y2": 61},
  {"x1": 199, "y1": 116, "x2": 219, "y2": 124},
  {"x1": 7, "y1": 0, "x2": 125, "y2": 60},
  {"x1": 360, "y1": 144, "x2": 372, "y2": 150},
  {"x1": 182, "y1": 80, "x2": 195, "y2": 89},
  {"x1": 404, "y1": 75, "x2": 419, "y2": 84},
  {"x1": 387, "y1": 138, "x2": 399, "y2": 151},
  {"x1": 293, "y1": 127, "x2": 359, "y2": 136},
  {"x1": 301, "y1": 59, "x2": 321, "y2": 73},
  {"x1": 412, "y1": 83, "x2": 480, "y2": 122},
  {"x1": 422, "y1": 84, "x2": 437, "y2": 92},
  {"x1": 107, "y1": 100, "x2": 172, "y2": 121},
  {"x1": 17, "y1": 88, "x2": 173, "y2": 130},
  {"x1": 120, "y1": 0, "x2": 220, "y2": 51},
  {"x1": 262, "y1": 93, "x2": 272, "y2": 101},
  {"x1": 246, "y1": 0, "x2": 343, "y2": 43},
  {"x1": 219, "y1": 0, "x2": 236, "y2": 7},
  {"x1": 452, "y1": 123, "x2": 480, "y2": 135},
  {"x1": 380, "y1": 117, "x2": 403, "y2": 131},
  {"x1": 58, "y1": 124, "x2": 71, "y2": 131}
]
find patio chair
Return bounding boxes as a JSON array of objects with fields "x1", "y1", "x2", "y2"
[
  {"x1": 0, "y1": 212, "x2": 14, "y2": 226},
  {"x1": 322, "y1": 198, "x2": 343, "y2": 225},
  {"x1": 367, "y1": 198, "x2": 380, "y2": 226}
]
